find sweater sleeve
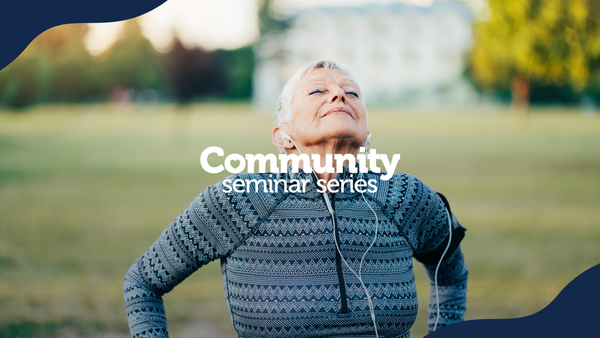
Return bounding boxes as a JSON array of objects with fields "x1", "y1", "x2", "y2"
[
  {"x1": 123, "y1": 175, "x2": 278, "y2": 338},
  {"x1": 385, "y1": 174, "x2": 468, "y2": 333},
  {"x1": 412, "y1": 179, "x2": 468, "y2": 333},
  {"x1": 422, "y1": 245, "x2": 468, "y2": 332}
]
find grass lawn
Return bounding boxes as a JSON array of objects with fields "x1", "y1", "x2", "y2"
[{"x1": 0, "y1": 103, "x2": 599, "y2": 337}]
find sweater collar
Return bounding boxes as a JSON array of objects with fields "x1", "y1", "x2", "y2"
[{"x1": 286, "y1": 163, "x2": 358, "y2": 182}]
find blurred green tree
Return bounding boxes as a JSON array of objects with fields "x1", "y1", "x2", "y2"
[
  {"x1": 163, "y1": 38, "x2": 255, "y2": 103},
  {"x1": 163, "y1": 37, "x2": 228, "y2": 103},
  {"x1": 0, "y1": 15, "x2": 257, "y2": 108},
  {"x1": 469, "y1": 0, "x2": 600, "y2": 111},
  {"x1": 96, "y1": 18, "x2": 165, "y2": 95},
  {"x1": 220, "y1": 46, "x2": 255, "y2": 100},
  {"x1": 258, "y1": 0, "x2": 287, "y2": 35},
  {"x1": 0, "y1": 24, "x2": 94, "y2": 107}
]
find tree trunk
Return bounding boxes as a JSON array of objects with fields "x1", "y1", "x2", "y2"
[{"x1": 510, "y1": 74, "x2": 530, "y2": 126}]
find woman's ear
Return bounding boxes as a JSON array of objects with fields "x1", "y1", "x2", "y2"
[{"x1": 272, "y1": 125, "x2": 295, "y2": 150}]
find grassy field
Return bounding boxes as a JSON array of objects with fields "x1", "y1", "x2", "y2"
[{"x1": 0, "y1": 103, "x2": 599, "y2": 337}]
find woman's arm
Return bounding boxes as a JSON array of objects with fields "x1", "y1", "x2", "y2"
[
  {"x1": 123, "y1": 203, "x2": 218, "y2": 338},
  {"x1": 421, "y1": 244, "x2": 468, "y2": 332},
  {"x1": 123, "y1": 208, "x2": 192, "y2": 338},
  {"x1": 383, "y1": 174, "x2": 468, "y2": 333},
  {"x1": 123, "y1": 176, "x2": 279, "y2": 337},
  {"x1": 411, "y1": 185, "x2": 469, "y2": 333}
]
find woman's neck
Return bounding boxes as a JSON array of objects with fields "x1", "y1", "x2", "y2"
[{"x1": 287, "y1": 139, "x2": 362, "y2": 182}]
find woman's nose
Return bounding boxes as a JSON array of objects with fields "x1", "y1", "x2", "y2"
[{"x1": 328, "y1": 86, "x2": 346, "y2": 104}]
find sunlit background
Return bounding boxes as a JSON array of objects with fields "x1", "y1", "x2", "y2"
[{"x1": 0, "y1": 0, "x2": 599, "y2": 337}]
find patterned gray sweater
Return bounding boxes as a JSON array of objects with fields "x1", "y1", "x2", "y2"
[{"x1": 123, "y1": 167, "x2": 468, "y2": 338}]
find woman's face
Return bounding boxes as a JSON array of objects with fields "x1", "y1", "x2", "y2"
[{"x1": 286, "y1": 68, "x2": 368, "y2": 149}]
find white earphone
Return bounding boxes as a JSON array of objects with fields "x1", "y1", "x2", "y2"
[{"x1": 279, "y1": 131, "x2": 293, "y2": 143}]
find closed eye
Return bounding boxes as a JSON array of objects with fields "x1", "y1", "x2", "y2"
[
  {"x1": 309, "y1": 89, "x2": 324, "y2": 95},
  {"x1": 346, "y1": 90, "x2": 359, "y2": 98}
]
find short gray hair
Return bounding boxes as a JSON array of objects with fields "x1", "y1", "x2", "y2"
[{"x1": 274, "y1": 60, "x2": 363, "y2": 126}]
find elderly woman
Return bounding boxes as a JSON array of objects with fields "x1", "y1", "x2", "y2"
[{"x1": 124, "y1": 60, "x2": 468, "y2": 338}]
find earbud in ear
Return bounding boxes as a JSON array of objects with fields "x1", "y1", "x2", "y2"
[
  {"x1": 365, "y1": 134, "x2": 372, "y2": 151},
  {"x1": 280, "y1": 131, "x2": 292, "y2": 143}
]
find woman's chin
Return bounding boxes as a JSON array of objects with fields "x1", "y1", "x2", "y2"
[{"x1": 320, "y1": 120, "x2": 363, "y2": 138}]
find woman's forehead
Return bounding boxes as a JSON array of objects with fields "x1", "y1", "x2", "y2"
[{"x1": 299, "y1": 68, "x2": 358, "y2": 88}]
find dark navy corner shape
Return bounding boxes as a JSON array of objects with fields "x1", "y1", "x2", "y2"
[
  {"x1": 0, "y1": 0, "x2": 167, "y2": 70},
  {"x1": 427, "y1": 263, "x2": 600, "y2": 338}
]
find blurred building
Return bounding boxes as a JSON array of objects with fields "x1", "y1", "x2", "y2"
[{"x1": 253, "y1": 2, "x2": 477, "y2": 110}]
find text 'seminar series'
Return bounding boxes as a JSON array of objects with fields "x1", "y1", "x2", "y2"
[{"x1": 200, "y1": 146, "x2": 401, "y2": 193}]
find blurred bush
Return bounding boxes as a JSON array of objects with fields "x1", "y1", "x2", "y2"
[{"x1": 0, "y1": 24, "x2": 95, "y2": 107}]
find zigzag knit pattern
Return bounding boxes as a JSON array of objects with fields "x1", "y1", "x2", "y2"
[{"x1": 124, "y1": 167, "x2": 468, "y2": 338}]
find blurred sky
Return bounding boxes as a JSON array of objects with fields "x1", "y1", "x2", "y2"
[{"x1": 85, "y1": 0, "x2": 484, "y2": 55}]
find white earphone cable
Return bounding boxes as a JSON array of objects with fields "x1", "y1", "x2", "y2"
[
  {"x1": 282, "y1": 133, "x2": 379, "y2": 337},
  {"x1": 281, "y1": 132, "x2": 452, "y2": 334},
  {"x1": 433, "y1": 208, "x2": 453, "y2": 331}
]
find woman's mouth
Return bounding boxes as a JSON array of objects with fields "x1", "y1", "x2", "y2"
[{"x1": 322, "y1": 107, "x2": 354, "y2": 119}]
